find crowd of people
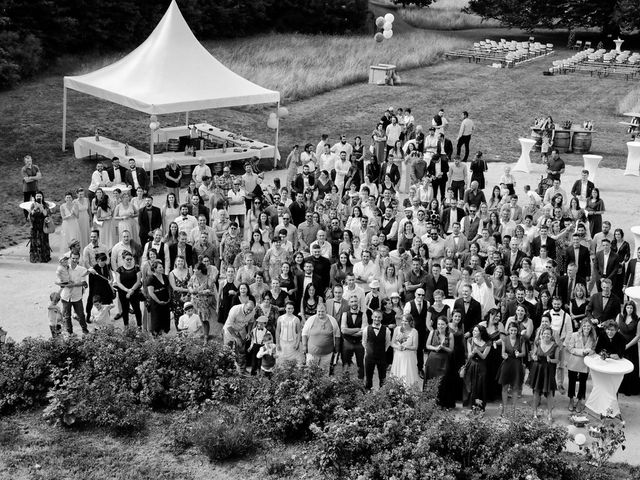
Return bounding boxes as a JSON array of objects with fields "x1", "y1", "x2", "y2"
[{"x1": 22, "y1": 105, "x2": 640, "y2": 417}]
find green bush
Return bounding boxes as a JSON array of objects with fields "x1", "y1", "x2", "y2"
[
  {"x1": 241, "y1": 363, "x2": 365, "y2": 442},
  {"x1": 313, "y1": 379, "x2": 440, "y2": 478},
  {"x1": 0, "y1": 30, "x2": 43, "y2": 88},
  {"x1": 192, "y1": 411, "x2": 258, "y2": 463}
]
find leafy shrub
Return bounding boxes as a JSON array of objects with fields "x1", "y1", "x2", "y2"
[
  {"x1": 0, "y1": 335, "x2": 85, "y2": 414},
  {"x1": 428, "y1": 411, "x2": 569, "y2": 480},
  {"x1": 241, "y1": 363, "x2": 364, "y2": 442},
  {"x1": 191, "y1": 411, "x2": 258, "y2": 463},
  {"x1": 313, "y1": 379, "x2": 440, "y2": 478}
]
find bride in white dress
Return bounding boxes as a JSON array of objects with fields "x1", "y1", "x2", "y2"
[{"x1": 390, "y1": 314, "x2": 422, "y2": 391}]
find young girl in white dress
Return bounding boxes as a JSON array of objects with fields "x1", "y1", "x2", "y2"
[{"x1": 390, "y1": 314, "x2": 422, "y2": 390}]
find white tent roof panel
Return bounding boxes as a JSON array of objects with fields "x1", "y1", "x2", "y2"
[{"x1": 63, "y1": 0, "x2": 279, "y2": 114}]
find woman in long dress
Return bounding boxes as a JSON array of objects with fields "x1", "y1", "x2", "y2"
[
  {"x1": 74, "y1": 187, "x2": 91, "y2": 248},
  {"x1": 371, "y1": 123, "x2": 387, "y2": 164},
  {"x1": 390, "y1": 314, "x2": 422, "y2": 391},
  {"x1": 498, "y1": 322, "x2": 526, "y2": 417},
  {"x1": 93, "y1": 189, "x2": 116, "y2": 249},
  {"x1": 585, "y1": 187, "x2": 605, "y2": 237},
  {"x1": 276, "y1": 301, "x2": 302, "y2": 364},
  {"x1": 262, "y1": 236, "x2": 289, "y2": 284},
  {"x1": 169, "y1": 256, "x2": 191, "y2": 329},
  {"x1": 618, "y1": 301, "x2": 640, "y2": 396},
  {"x1": 479, "y1": 308, "x2": 504, "y2": 403},
  {"x1": 188, "y1": 262, "x2": 217, "y2": 338},
  {"x1": 60, "y1": 192, "x2": 81, "y2": 254},
  {"x1": 463, "y1": 325, "x2": 491, "y2": 410},
  {"x1": 113, "y1": 191, "x2": 138, "y2": 242},
  {"x1": 162, "y1": 193, "x2": 180, "y2": 235},
  {"x1": 425, "y1": 316, "x2": 454, "y2": 404},
  {"x1": 527, "y1": 326, "x2": 559, "y2": 421},
  {"x1": 28, "y1": 191, "x2": 52, "y2": 263}
]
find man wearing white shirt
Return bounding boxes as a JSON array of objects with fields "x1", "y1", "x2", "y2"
[
  {"x1": 110, "y1": 230, "x2": 141, "y2": 271},
  {"x1": 318, "y1": 144, "x2": 337, "y2": 174},
  {"x1": 315, "y1": 134, "x2": 329, "y2": 159},
  {"x1": 543, "y1": 179, "x2": 568, "y2": 205},
  {"x1": 192, "y1": 157, "x2": 212, "y2": 188},
  {"x1": 385, "y1": 116, "x2": 402, "y2": 153},
  {"x1": 333, "y1": 151, "x2": 351, "y2": 196},
  {"x1": 456, "y1": 110, "x2": 474, "y2": 162},
  {"x1": 331, "y1": 134, "x2": 353, "y2": 160},
  {"x1": 82, "y1": 229, "x2": 109, "y2": 268},
  {"x1": 174, "y1": 205, "x2": 198, "y2": 235},
  {"x1": 344, "y1": 273, "x2": 366, "y2": 312},
  {"x1": 432, "y1": 109, "x2": 449, "y2": 135},
  {"x1": 88, "y1": 162, "x2": 111, "y2": 203},
  {"x1": 423, "y1": 127, "x2": 439, "y2": 154},
  {"x1": 142, "y1": 228, "x2": 169, "y2": 270},
  {"x1": 309, "y1": 230, "x2": 332, "y2": 260},
  {"x1": 353, "y1": 250, "x2": 380, "y2": 293},
  {"x1": 413, "y1": 209, "x2": 429, "y2": 239}
]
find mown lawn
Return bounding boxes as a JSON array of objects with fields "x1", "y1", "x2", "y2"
[{"x1": 0, "y1": 31, "x2": 635, "y2": 251}]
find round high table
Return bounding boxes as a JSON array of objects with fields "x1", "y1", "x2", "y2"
[
  {"x1": 625, "y1": 286, "x2": 640, "y2": 310},
  {"x1": 584, "y1": 355, "x2": 633, "y2": 417},
  {"x1": 623, "y1": 141, "x2": 640, "y2": 176},
  {"x1": 630, "y1": 226, "x2": 640, "y2": 258},
  {"x1": 582, "y1": 155, "x2": 602, "y2": 183},
  {"x1": 512, "y1": 138, "x2": 536, "y2": 174}
]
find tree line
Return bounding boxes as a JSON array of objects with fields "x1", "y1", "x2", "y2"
[{"x1": 0, "y1": 0, "x2": 368, "y2": 89}]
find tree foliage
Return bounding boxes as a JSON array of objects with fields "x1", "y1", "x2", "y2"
[
  {"x1": 0, "y1": 0, "x2": 368, "y2": 89},
  {"x1": 465, "y1": 0, "x2": 640, "y2": 35}
]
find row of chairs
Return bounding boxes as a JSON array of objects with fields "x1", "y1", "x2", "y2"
[
  {"x1": 551, "y1": 49, "x2": 640, "y2": 80},
  {"x1": 446, "y1": 38, "x2": 554, "y2": 68},
  {"x1": 571, "y1": 40, "x2": 592, "y2": 50}
]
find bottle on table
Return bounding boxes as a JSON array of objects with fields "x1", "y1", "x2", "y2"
[{"x1": 95, "y1": 128, "x2": 100, "y2": 141}]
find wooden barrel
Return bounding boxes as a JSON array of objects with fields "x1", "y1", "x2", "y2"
[
  {"x1": 553, "y1": 130, "x2": 571, "y2": 153},
  {"x1": 572, "y1": 131, "x2": 592, "y2": 153},
  {"x1": 167, "y1": 138, "x2": 179, "y2": 152},
  {"x1": 530, "y1": 128, "x2": 542, "y2": 151}
]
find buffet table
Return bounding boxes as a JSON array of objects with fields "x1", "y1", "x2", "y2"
[
  {"x1": 584, "y1": 355, "x2": 633, "y2": 417},
  {"x1": 74, "y1": 123, "x2": 278, "y2": 172}
]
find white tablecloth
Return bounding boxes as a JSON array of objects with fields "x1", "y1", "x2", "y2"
[
  {"x1": 74, "y1": 137, "x2": 149, "y2": 163},
  {"x1": 584, "y1": 355, "x2": 633, "y2": 416}
]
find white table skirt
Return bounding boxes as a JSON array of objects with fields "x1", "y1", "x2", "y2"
[{"x1": 584, "y1": 355, "x2": 633, "y2": 416}]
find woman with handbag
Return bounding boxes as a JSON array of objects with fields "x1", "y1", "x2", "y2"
[{"x1": 28, "y1": 191, "x2": 53, "y2": 263}]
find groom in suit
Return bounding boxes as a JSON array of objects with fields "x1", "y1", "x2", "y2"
[
  {"x1": 594, "y1": 239, "x2": 619, "y2": 292},
  {"x1": 586, "y1": 278, "x2": 621, "y2": 327},
  {"x1": 362, "y1": 310, "x2": 391, "y2": 390}
]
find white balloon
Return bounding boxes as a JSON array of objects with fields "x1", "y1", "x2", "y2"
[
  {"x1": 269, "y1": 112, "x2": 277, "y2": 119},
  {"x1": 277, "y1": 106, "x2": 289, "y2": 118},
  {"x1": 149, "y1": 122, "x2": 158, "y2": 130},
  {"x1": 383, "y1": 21, "x2": 392, "y2": 30},
  {"x1": 383, "y1": 30, "x2": 393, "y2": 39},
  {"x1": 267, "y1": 117, "x2": 279, "y2": 130},
  {"x1": 574, "y1": 433, "x2": 586, "y2": 446},
  {"x1": 384, "y1": 13, "x2": 395, "y2": 23}
]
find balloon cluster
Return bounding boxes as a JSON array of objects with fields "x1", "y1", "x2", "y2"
[
  {"x1": 149, "y1": 114, "x2": 160, "y2": 131},
  {"x1": 374, "y1": 13, "x2": 394, "y2": 43},
  {"x1": 267, "y1": 106, "x2": 289, "y2": 130}
]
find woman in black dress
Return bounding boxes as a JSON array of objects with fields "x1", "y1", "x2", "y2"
[
  {"x1": 28, "y1": 191, "x2": 52, "y2": 263},
  {"x1": 147, "y1": 259, "x2": 172, "y2": 334},
  {"x1": 469, "y1": 151, "x2": 487, "y2": 190},
  {"x1": 218, "y1": 265, "x2": 237, "y2": 325},
  {"x1": 425, "y1": 316, "x2": 454, "y2": 407},
  {"x1": 300, "y1": 283, "x2": 323, "y2": 322},
  {"x1": 86, "y1": 252, "x2": 114, "y2": 322},
  {"x1": 611, "y1": 228, "x2": 630, "y2": 300},
  {"x1": 480, "y1": 308, "x2": 504, "y2": 403},
  {"x1": 569, "y1": 283, "x2": 588, "y2": 331},
  {"x1": 277, "y1": 262, "x2": 297, "y2": 300},
  {"x1": 352, "y1": 135, "x2": 365, "y2": 180},
  {"x1": 463, "y1": 325, "x2": 491, "y2": 410},
  {"x1": 527, "y1": 326, "x2": 558, "y2": 421},
  {"x1": 114, "y1": 252, "x2": 143, "y2": 328},
  {"x1": 617, "y1": 303, "x2": 640, "y2": 396},
  {"x1": 447, "y1": 310, "x2": 466, "y2": 404},
  {"x1": 498, "y1": 322, "x2": 526, "y2": 417}
]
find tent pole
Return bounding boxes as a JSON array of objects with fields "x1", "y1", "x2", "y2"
[
  {"x1": 62, "y1": 87, "x2": 67, "y2": 151},
  {"x1": 150, "y1": 127, "x2": 154, "y2": 186},
  {"x1": 274, "y1": 101, "x2": 280, "y2": 170},
  {"x1": 185, "y1": 111, "x2": 189, "y2": 126}
]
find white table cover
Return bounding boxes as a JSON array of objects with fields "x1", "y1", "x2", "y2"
[{"x1": 584, "y1": 355, "x2": 633, "y2": 416}]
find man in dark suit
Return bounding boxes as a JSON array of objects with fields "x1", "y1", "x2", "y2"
[
  {"x1": 289, "y1": 192, "x2": 307, "y2": 227},
  {"x1": 125, "y1": 158, "x2": 148, "y2": 195},
  {"x1": 505, "y1": 286, "x2": 535, "y2": 319},
  {"x1": 304, "y1": 243, "x2": 332, "y2": 295},
  {"x1": 378, "y1": 159, "x2": 400, "y2": 186},
  {"x1": 563, "y1": 233, "x2": 591, "y2": 279},
  {"x1": 453, "y1": 284, "x2": 483, "y2": 335},
  {"x1": 427, "y1": 154, "x2": 450, "y2": 202},
  {"x1": 594, "y1": 239, "x2": 619, "y2": 292},
  {"x1": 530, "y1": 225, "x2": 557, "y2": 260},
  {"x1": 440, "y1": 201, "x2": 466, "y2": 235},
  {"x1": 436, "y1": 133, "x2": 453, "y2": 159},
  {"x1": 187, "y1": 192, "x2": 210, "y2": 224},
  {"x1": 137, "y1": 195, "x2": 162, "y2": 245},
  {"x1": 106, "y1": 157, "x2": 128, "y2": 185},
  {"x1": 503, "y1": 238, "x2": 527, "y2": 276},
  {"x1": 570, "y1": 169, "x2": 595, "y2": 200},
  {"x1": 557, "y1": 262, "x2": 586, "y2": 307},
  {"x1": 404, "y1": 287, "x2": 429, "y2": 375},
  {"x1": 295, "y1": 259, "x2": 323, "y2": 307},
  {"x1": 624, "y1": 246, "x2": 640, "y2": 288},
  {"x1": 290, "y1": 164, "x2": 314, "y2": 197},
  {"x1": 326, "y1": 284, "x2": 349, "y2": 322},
  {"x1": 423, "y1": 263, "x2": 449, "y2": 304},
  {"x1": 363, "y1": 309, "x2": 391, "y2": 390},
  {"x1": 168, "y1": 231, "x2": 194, "y2": 271},
  {"x1": 586, "y1": 278, "x2": 622, "y2": 327}
]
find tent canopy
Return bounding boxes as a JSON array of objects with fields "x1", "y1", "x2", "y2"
[{"x1": 63, "y1": 0, "x2": 280, "y2": 115}]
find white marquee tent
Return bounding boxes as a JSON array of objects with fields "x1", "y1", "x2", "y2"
[{"x1": 62, "y1": 0, "x2": 281, "y2": 173}]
